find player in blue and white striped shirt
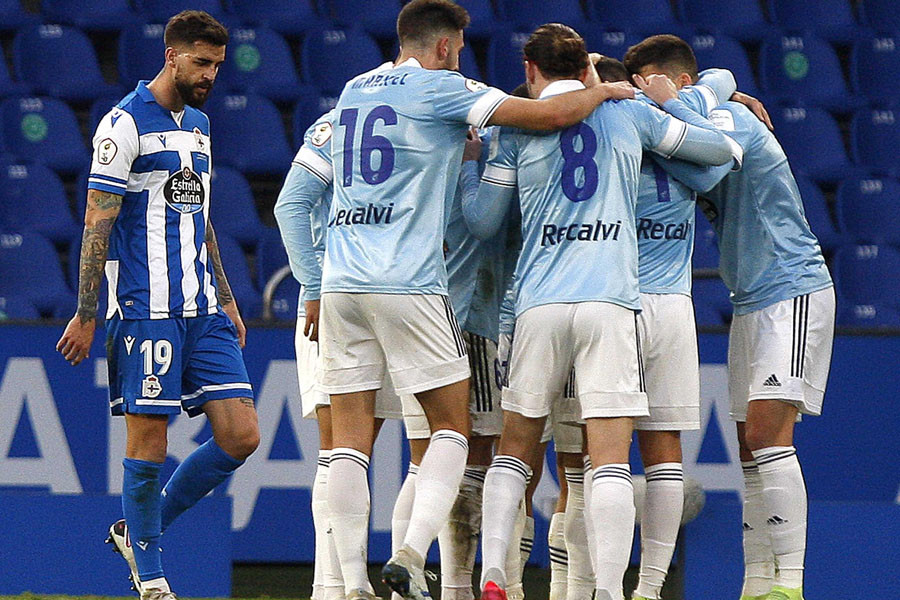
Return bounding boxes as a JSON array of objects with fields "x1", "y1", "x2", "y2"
[{"x1": 56, "y1": 13, "x2": 258, "y2": 600}]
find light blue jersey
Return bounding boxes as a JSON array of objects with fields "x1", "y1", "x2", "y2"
[
  {"x1": 89, "y1": 81, "x2": 216, "y2": 320},
  {"x1": 473, "y1": 80, "x2": 737, "y2": 317},
  {"x1": 663, "y1": 102, "x2": 833, "y2": 314},
  {"x1": 324, "y1": 58, "x2": 509, "y2": 295}
]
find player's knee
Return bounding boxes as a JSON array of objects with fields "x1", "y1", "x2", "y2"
[
  {"x1": 742, "y1": 421, "x2": 775, "y2": 452},
  {"x1": 219, "y1": 425, "x2": 260, "y2": 461}
]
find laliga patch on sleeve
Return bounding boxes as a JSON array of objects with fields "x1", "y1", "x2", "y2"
[
  {"x1": 465, "y1": 78, "x2": 488, "y2": 92},
  {"x1": 97, "y1": 138, "x2": 118, "y2": 165},
  {"x1": 311, "y1": 122, "x2": 333, "y2": 147},
  {"x1": 709, "y1": 109, "x2": 735, "y2": 132}
]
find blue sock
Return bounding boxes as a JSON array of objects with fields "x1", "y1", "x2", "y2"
[
  {"x1": 122, "y1": 458, "x2": 164, "y2": 582},
  {"x1": 160, "y1": 438, "x2": 244, "y2": 533}
]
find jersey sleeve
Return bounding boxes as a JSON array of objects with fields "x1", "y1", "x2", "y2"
[
  {"x1": 632, "y1": 99, "x2": 739, "y2": 166},
  {"x1": 691, "y1": 68, "x2": 737, "y2": 115},
  {"x1": 432, "y1": 73, "x2": 509, "y2": 129},
  {"x1": 87, "y1": 108, "x2": 140, "y2": 196},
  {"x1": 293, "y1": 111, "x2": 335, "y2": 186},
  {"x1": 463, "y1": 127, "x2": 518, "y2": 240}
]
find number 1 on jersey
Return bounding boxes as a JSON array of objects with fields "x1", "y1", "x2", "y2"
[{"x1": 339, "y1": 105, "x2": 398, "y2": 187}]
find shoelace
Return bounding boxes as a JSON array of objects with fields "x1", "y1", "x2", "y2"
[{"x1": 423, "y1": 570, "x2": 438, "y2": 582}]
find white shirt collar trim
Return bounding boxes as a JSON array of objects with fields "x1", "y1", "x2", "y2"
[
  {"x1": 539, "y1": 79, "x2": 586, "y2": 99},
  {"x1": 396, "y1": 57, "x2": 423, "y2": 69}
]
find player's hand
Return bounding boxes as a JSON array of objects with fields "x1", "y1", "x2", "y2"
[
  {"x1": 463, "y1": 128, "x2": 482, "y2": 162},
  {"x1": 598, "y1": 81, "x2": 635, "y2": 101},
  {"x1": 584, "y1": 54, "x2": 603, "y2": 88},
  {"x1": 731, "y1": 91, "x2": 773, "y2": 131},
  {"x1": 56, "y1": 315, "x2": 95, "y2": 366},
  {"x1": 634, "y1": 74, "x2": 678, "y2": 105},
  {"x1": 304, "y1": 299, "x2": 320, "y2": 342},
  {"x1": 222, "y1": 301, "x2": 246, "y2": 348}
]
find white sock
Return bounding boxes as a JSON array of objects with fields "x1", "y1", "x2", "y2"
[
  {"x1": 564, "y1": 467, "x2": 593, "y2": 600},
  {"x1": 392, "y1": 463, "x2": 419, "y2": 554},
  {"x1": 591, "y1": 464, "x2": 635, "y2": 600},
  {"x1": 548, "y1": 511, "x2": 568, "y2": 600},
  {"x1": 741, "y1": 461, "x2": 775, "y2": 597},
  {"x1": 323, "y1": 515, "x2": 345, "y2": 600},
  {"x1": 504, "y1": 500, "x2": 526, "y2": 598},
  {"x1": 438, "y1": 465, "x2": 486, "y2": 600},
  {"x1": 327, "y1": 448, "x2": 373, "y2": 595},
  {"x1": 752, "y1": 447, "x2": 807, "y2": 590},
  {"x1": 480, "y1": 455, "x2": 531, "y2": 588},
  {"x1": 635, "y1": 463, "x2": 683, "y2": 600},
  {"x1": 520, "y1": 515, "x2": 535, "y2": 566},
  {"x1": 142, "y1": 577, "x2": 170, "y2": 593},
  {"x1": 581, "y1": 456, "x2": 599, "y2": 578},
  {"x1": 403, "y1": 430, "x2": 469, "y2": 559},
  {"x1": 311, "y1": 451, "x2": 331, "y2": 600}
]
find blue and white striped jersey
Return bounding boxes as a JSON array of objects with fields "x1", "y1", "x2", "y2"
[{"x1": 88, "y1": 81, "x2": 216, "y2": 320}]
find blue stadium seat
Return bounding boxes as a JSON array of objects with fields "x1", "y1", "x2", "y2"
[
  {"x1": 89, "y1": 95, "x2": 124, "y2": 132},
  {"x1": 210, "y1": 166, "x2": 266, "y2": 248},
  {"x1": 795, "y1": 175, "x2": 842, "y2": 251},
  {"x1": 835, "y1": 175, "x2": 900, "y2": 245},
  {"x1": 204, "y1": 93, "x2": 293, "y2": 175},
  {"x1": 691, "y1": 33, "x2": 760, "y2": 97},
  {"x1": 859, "y1": 0, "x2": 900, "y2": 35},
  {"x1": 229, "y1": 0, "x2": 321, "y2": 37},
  {"x1": 852, "y1": 33, "x2": 900, "y2": 106},
  {"x1": 217, "y1": 27, "x2": 302, "y2": 103},
  {"x1": 693, "y1": 206, "x2": 719, "y2": 270},
  {"x1": 851, "y1": 107, "x2": 900, "y2": 176},
  {"x1": 0, "y1": 162, "x2": 79, "y2": 245},
  {"x1": 588, "y1": 0, "x2": 683, "y2": 36},
  {"x1": 269, "y1": 272, "x2": 300, "y2": 322},
  {"x1": 134, "y1": 0, "x2": 229, "y2": 25},
  {"x1": 769, "y1": 104, "x2": 852, "y2": 183},
  {"x1": 456, "y1": 0, "x2": 499, "y2": 38},
  {"x1": 216, "y1": 234, "x2": 262, "y2": 319},
  {"x1": 679, "y1": 0, "x2": 771, "y2": 41},
  {"x1": 324, "y1": 0, "x2": 402, "y2": 39},
  {"x1": 691, "y1": 277, "x2": 732, "y2": 326},
  {"x1": 833, "y1": 244, "x2": 900, "y2": 310},
  {"x1": 759, "y1": 33, "x2": 860, "y2": 112},
  {"x1": 496, "y1": 0, "x2": 586, "y2": 32},
  {"x1": 42, "y1": 0, "x2": 138, "y2": 32},
  {"x1": 0, "y1": 46, "x2": 31, "y2": 98},
  {"x1": 0, "y1": 0, "x2": 38, "y2": 33},
  {"x1": 14, "y1": 24, "x2": 121, "y2": 102},
  {"x1": 256, "y1": 228, "x2": 289, "y2": 290},
  {"x1": 580, "y1": 28, "x2": 642, "y2": 62},
  {"x1": 837, "y1": 303, "x2": 900, "y2": 328},
  {"x1": 293, "y1": 89, "x2": 338, "y2": 147},
  {"x1": 486, "y1": 30, "x2": 530, "y2": 92},
  {"x1": 118, "y1": 23, "x2": 166, "y2": 87},
  {"x1": 0, "y1": 232, "x2": 74, "y2": 317},
  {"x1": 1, "y1": 96, "x2": 89, "y2": 174},
  {"x1": 0, "y1": 295, "x2": 40, "y2": 320},
  {"x1": 768, "y1": 0, "x2": 862, "y2": 43},
  {"x1": 300, "y1": 28, "x2": 385, "y2": 95}
]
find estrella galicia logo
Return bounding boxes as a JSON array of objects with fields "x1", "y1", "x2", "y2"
[{"x1": 163, "y1": 167, "x2": 205, "y2": 214}]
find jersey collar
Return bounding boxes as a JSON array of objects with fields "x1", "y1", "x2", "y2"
[
  {"x1": 539, "y1": 79, "x2": 586, "y2": 99},
  {"x1": 136, "y1": 80, "x2": 156, "y2": 103},
  {"x1": 395, "y1": 57, "x2": 423, "y2": 69}
]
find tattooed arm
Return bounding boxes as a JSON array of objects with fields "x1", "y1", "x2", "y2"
[
  {"x1": 206, "y1": 221, "x2": 246, "y2": 347},
  {"x1": 56, "y1": 189, "x2": 122, "y2": 365}
]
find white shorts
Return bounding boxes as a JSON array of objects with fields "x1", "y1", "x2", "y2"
[
  {"x1": 503, "y1": 302, "x2": 649, "y2": 420},
  {"x1": 635, "y1": 293, "x2": 701, "y2": 431},
  {"x1": 295, "y1": 317, "x2": 402, "y2": 420},
  {"x1": 728, "y1": 286, "x2": 835, "y2": 421},
  {"x1": 551, "y1": 396, "x2": 584, "y2": 454},
  {"x1": 317, "y1": 293, "x2": 470, "y2": 396}
]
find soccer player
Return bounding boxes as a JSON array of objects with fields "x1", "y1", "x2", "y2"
[
  {"x1": 55, "y1": 11, "x2": 259, "y2": 600},
  {"x1": 314, "y1": 2, "x2": 634, "y2": 599},
  {"x1": 626, "y1": 36, "x2": 835, "y2": 600},
  {"x1": 468, "y1": 24, "x2": 739, "y2": 600}
]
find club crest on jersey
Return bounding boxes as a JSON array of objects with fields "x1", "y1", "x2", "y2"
[
  {"x1": 193, "y1": 126, "x2": 206, "y2": 151},
  {"x1": 141, "y1": 375, "x2": 162, "y2": 399},
  {"x1": 311, "y1": 122, "x2": 333, "y2": 147},
  {"x1": 465, "y1": 78, "x2": 488, "y2": 92},
  {"x1": 163, "y1": 167, "x2": 205, "y2": 214},
  {"x1": 97, "y1": 138, "x2": 118, "y2": 165}
]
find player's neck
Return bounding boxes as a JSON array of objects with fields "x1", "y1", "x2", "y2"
[
  {"x1": 146, "y1": 72, "x2": 185, "y2": 113},
  {"x1": 396, "y1": 50, "x2": 441, "y2": 70}
]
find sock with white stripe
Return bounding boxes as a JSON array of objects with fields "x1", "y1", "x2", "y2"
[
  {"x1": 581, "y1": 456, "x2": 599, "y2": 578},
  {"x1": 520, "y1": 515, "x2": 535, "y2": 567},
  {"x1": 311, "y1": 451, "x2": 332, "y2": 600},
  {"x1": 591, "y1": 464, "x2": 635, "y2": 600},
  {"x1": 403, "y1": 430, "x2": 469, "y2": 559},
  {"x1": 438, "y1": 465, "x2": 487, "y2": 600},
  {"x1": 159, "y1": 438, "x2": 244, "y2": 533},
  {"x1": 480, "y1": 455, "x2": 532, "y2": 589},
  {"x1": 741, "y1": 460, "x2": 775, "y2": 597},
  {"x1": 548, "y1": 512, "x2": 568, "y2": 600},
  {"x1": 751, "y1": 446, "x2": 807, "y2": 590},
  {"x1": 635, "y1": 463, "x2": 684, "y2": 600},
  {"x1": 564, "y1": 467, "x2": 594, "y2": 600},
  {"x1": 327, "y1": 448, "x2": 373, "y2": 595}
]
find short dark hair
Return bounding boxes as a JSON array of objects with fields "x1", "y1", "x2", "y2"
[
  {"x1": 523, "y1": 23, "x2": 589, "y2": 81},
  {"x1": 511, "y1": 83, "x2": 530, "y2": 98},
  {"x1": 164, "y1": 10, "x2": 229, "y2": 48},
  {"x1": 623, "y1": 34, "x2": 697, "y2": 81},
  {"x1": 594, "y1": 55, "x2": 629, "y2": 83},
  {"x1": 397, "y1": 0, "x2": 470, "y2": 47}
]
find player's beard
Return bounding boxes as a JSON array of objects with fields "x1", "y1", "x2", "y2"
[{"x1": 175, "y1": 77, "x2": 213, "y2": 108}]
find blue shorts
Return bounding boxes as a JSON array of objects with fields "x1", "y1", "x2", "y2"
[{"x1": 106, "y1": 312, "x2": 253, "y2": 417}]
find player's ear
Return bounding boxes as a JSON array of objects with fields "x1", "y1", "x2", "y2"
[
  {"x1": 164, "y1": 47, "x2": 179, "y2": 69},
  {"x1": 525, "y1": 60, "x2": 537, "y2": 84},
  {"x1": 436, "y1": 36, "x2": 450, "y2": 61},
  {"x1": 676, "y1": 72, "x2": 693, "y2": 89}
]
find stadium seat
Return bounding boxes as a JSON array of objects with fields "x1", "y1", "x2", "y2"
[
  {"x1": 768, "y1": 0, "x2": 862, "y2": 43},
  {"x1": 486, "y1": 30, "x2": 530, "y2": 92},
  {"x1": 324, "y1": 0, "x2": 402, "y2": 39},
  {"x1": 795, "y1": 175, "x2": 842, "y2": 251},
  {"x1": 833, "y1": 244, "x2": 900, "y2": 310},
  {"x1": 679, "y1": 0, "x2": 771, "y2": 42},
  {"x1": 692, "y1": 206, "x2": 720, "y2": 270},
  {"x1": 0, "y1": 162, "x2": 79, "y2": 245},
  {"x1": 134, "y1": 0, "x2": 229, "y2": 25},
  {"x1": 587, "y1": 0, "x2": 683, "y2": 37},
  {"x1": 118, "y1": 23, "x2": 166, "y2": 87},
  {"x1": 217, "y1": 27, "x2": 303, "y2": 103},
  {"x1": 759, "y1": 33, "x2": 860, "y2": 112},
  {"x1": 0, "y1": 295, "x2": 40, "y2": 320},
  {"x1": 42, "y1": 0, "x2": 138, "y2": 32},
  {"x1": 229, "y1": 0, "x2": 321, "y2": 37},
  {"x1": 0, "y1": 0, "x2": 38, "y2": 33},
  {"x1": 496, "y1": 0, "x2": 586, "y2": 32},
  {"x1": 769, "y1": 104, "x2": 852, "y2": 183},
  {"x1": 850, "y1": 107, "x2": 900, "y2": 176},
  {"x1": 456, "y1": 0, "x2": 499, "y2": 38},
  {"x1": 256, "y1": 228, "x2": 289, "y2": 291},
  {"x1": 1, "y1": 96, "x2": 89, "y2": 175},
  {"x1": 300, "y1": 28, "x2": 385, "y2": 95},
  {"x1": 216, "y1": 234, "x2": 262, "y2": 319},
  {"x1": 0, "y1": 46, "x2": 31, "y2": 98},
  {"x1": 579, "y1": 28, "x2": 642, "y2": 62},
  {"x1": 210, "y1": 166, "x2": 267, "y2": 248},
  {"x1": 88, "y1": 95, "x2": 124, "y2": 132},
  {"x1": 859, "y1": 0, "x2": 900, "y2": 35},
  {"x1": 204, "y1": 93, "x2": 293, "y2": 175},
  {"x1": 835, "y1": 175, "x2": 900, "y2": 245},
  {"x1": 0, "y1": 232, "x2": 75, "y2": 318},
  {"x1": 13, "y1": 24, "x2": 122, "y2": 102},
  {"x1": 268, "y1": 272, "x2": 300, "y2": 322},
  {"x1": 691, "y1": 277, "x2": 732, "y2": 326},
  {"x1": 852, "y1": 33, "x2": 900, "y2": 106},
  {"x1": 293, "y1": 89, "x2": 338, "y2": 147},
  {"x1": 691, "y1": 33, "x2": 760, "y2": 97},
  {"x1": 837, "y1": 303, "x2": 900, "y2": 328}
]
